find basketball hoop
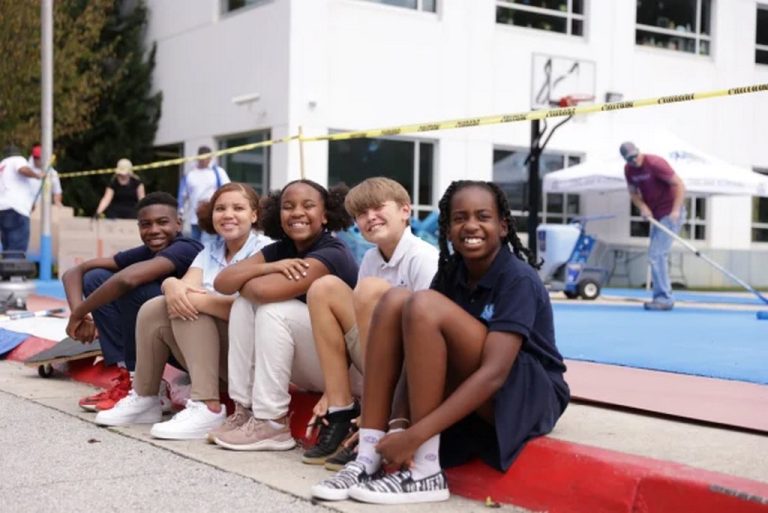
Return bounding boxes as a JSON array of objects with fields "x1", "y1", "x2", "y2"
[{"x1": 556, "y1": 94, "x2": 595, "y2": 107}]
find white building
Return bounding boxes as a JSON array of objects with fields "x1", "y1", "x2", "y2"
[{"x1": 145, "y1": 0, "x2": 768, "y2": 287}]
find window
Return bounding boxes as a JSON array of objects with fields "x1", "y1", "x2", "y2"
[
  {"x1": 757, "y1": 5, "x2": 768, "y2": 64},
  {"x1": 492, "y1": 149, "x2": 582, "y2": 233},
  {"x1": 496, "y1": 0, "x2": 585, "y2": 36},
  {"x1": 635, "y1": 0, "x2": 712, "y2": 55},
  {"x1": 217, "y1": 131, "x2": 271, "y2": 195},
  {"x1": 222, "y1": 0, "x2": 269, "y2": 14},
  {"x1": 329, "y1": 137, "x2": 435, "y2": 219},
  {"x1": 358, "y1": 0, "x2": 436, "y2": 12},
  {"x1": 753, "y1": 168, "x2": 768, "y2": 242},
  {"x1": 629, "y1": 196, "x2": 707, "y2": 241}
]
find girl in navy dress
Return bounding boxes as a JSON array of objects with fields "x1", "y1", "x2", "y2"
[{"x1": 312, "y1": 180, "x2": 569, "y2": 505}]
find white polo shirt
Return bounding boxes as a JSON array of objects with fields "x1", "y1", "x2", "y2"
[
  {"x1": 190, "y1": 230, "x2": 273, "y2": 293},
  {"x1": 357, "y1": 229, "x2": 439, "y2": 291}
]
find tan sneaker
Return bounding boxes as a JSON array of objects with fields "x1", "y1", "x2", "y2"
[
  {"x1": 212, "y1": 416, "x2": 296, "y2": 451},
  {"x1": 206, "y1": 403, "x2": 252, "y2": 443}
]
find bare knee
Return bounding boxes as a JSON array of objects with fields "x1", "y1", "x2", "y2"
[
  {"x1": 353, "y1": 277, "x2": 391, "y2": 310},
  {"x1": 403, "y1": 290, "x2": 443, "y2": 329},
  {"x1": 307, "y1": 274, "x2": 349, "y2": 306}
]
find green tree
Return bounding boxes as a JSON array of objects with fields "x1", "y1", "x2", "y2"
[
  {"x1": 58, "y1": 0, "x2": 165, "y2": 215},
  {"x1": 0, "y1": 0, "x2": 114, "y2": 150},
  {"x1": 0, "y1": 0, "x2": 165, "y2": 215}
]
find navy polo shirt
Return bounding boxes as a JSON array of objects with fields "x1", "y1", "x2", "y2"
[
  {"x1": 113, "y1": 235, "x2": 204, "y2": 279},
  {"x1": 261, "y1": 231, "x2": 358, "y2": 303},
  {"x1": 433, "y1": 247, "x2": 570, "y2": 470}
]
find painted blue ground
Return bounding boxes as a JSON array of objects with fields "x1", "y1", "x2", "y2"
[
  {"x1": 24, "y1": 280, "x2": 767, "y2": 384},
  {"x1": 603, "y1": 287, "x2": 768, "y2": 306},
  {"x1": 553, "y1": 303, "x2": 768, "y2": 385},
  {"x1": 34, "y1": 280, "x2": 66, "y2": 300}
]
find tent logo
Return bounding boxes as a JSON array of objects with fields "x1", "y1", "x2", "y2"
[{"x1": 668, "y1": 150, "x2": 707, "y2": 165}]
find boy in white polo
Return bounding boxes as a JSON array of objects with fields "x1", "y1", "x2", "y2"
[{"x1": 303, "y1": 177, "x2": 438, "y2": 467}]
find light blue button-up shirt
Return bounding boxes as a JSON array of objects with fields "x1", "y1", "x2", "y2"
[{"x1": 190, "y1": 230, "x2": 273, "y2": 293}]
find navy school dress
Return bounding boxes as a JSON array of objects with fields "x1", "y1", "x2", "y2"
[{"x1": 431, "y1": 247, "x2": 570, "y2": 471}]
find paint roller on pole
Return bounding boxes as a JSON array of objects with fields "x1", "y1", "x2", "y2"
[{"x1": 645, "y1": 217, "x2": 768, "y2": 317}]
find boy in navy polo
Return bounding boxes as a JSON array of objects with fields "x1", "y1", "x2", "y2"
[
  {"x1": 62, "y1": 192, "x2": 203, "y2": 412},
  {"x1": 312, "y1": 180, "x2": 569, "y2": 505}
]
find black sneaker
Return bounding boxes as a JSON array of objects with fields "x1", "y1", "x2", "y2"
[
  {"x1": 324, "y1": 443, "x2": 357, "y2": 471},
  {"x1": 302, "y1": 402, "x2": 360, "y2": 465},
  {"x1": 348, "y1": 469, "x2": 450, "y2": 504}
]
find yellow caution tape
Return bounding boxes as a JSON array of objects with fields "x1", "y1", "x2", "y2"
[
  {"x1": 59, "y1": 83, "x2": 767, "y2": 179},
  {"x1": 58, "y1": 136, "x2": 298, "y2": 179}
]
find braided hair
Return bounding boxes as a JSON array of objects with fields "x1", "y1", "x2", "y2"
[
  {"x1": 260, "y1": 179, "x2": 353, "y2": 241},
  {"x1": 432, "y1": 180, "x2": 540, "y2": 291}
]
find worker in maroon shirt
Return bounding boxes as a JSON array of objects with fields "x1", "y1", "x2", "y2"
[{"x1": 620, "y1": 142, "x2": 686, "y2": 311}]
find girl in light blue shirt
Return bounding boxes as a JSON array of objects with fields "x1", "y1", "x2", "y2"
[{"x1": 95, "y1": 183, "x2": 272, "y2": 441}]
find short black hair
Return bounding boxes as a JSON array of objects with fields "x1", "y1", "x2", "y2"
[
  {"x1": 198, "y1": 145, "x2": 212, "y2": 155},
  {"x1": 136, "y1": 191, "x2": 178, "y2": 212}
]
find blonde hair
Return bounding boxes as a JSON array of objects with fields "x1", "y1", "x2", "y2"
[{"x1": 344, "y1": 177, "x2": 411, "y2": 218}]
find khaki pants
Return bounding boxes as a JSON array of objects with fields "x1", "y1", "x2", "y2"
[{"x1": 134, "y1": 296, "x2": 228, "y2": 402}]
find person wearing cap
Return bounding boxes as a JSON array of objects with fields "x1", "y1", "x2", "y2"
[
  {"x1": 0, "y1": 145, "x2": 42, "y2": 252},
  {"x1": 95, "y1": 158, "x2": 146, "y2": 219},
  {"x1": 178, "y1": 145, "x2": 230, "y2": 243},
  {"x1": 29, "y1": 145, "x2": 63, "y2": 207},
  {"x1": 620, "y1": 141, "x2": 686, "y2": 311}
]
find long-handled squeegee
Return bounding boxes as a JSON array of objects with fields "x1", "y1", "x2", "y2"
[{"x1": 646, "y1": 217, "x2": 768, "y2": 318}]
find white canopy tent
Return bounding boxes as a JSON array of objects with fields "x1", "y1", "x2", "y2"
[{"x1": 543, "y1": 132, "x2": 768, "y2": 197}]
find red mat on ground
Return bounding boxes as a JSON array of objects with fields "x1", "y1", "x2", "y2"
[{"x1": 566, "y1": 360, "x2": 768, "y2": 433}]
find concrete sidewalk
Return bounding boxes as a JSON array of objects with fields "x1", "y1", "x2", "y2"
[
  {"x1": 2, "y1": 360, "x2": 767, "y2": 512},
  {"x1": 0, "y1": 361, "x2": 527, "y2": 513}
]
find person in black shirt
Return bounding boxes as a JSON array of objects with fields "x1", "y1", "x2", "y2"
[{"x1": 95, "y1": 158, "x2": 146, "y2": 219}]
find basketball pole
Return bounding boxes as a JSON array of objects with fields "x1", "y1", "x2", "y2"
[
  {"x1": 527, "y1": 98, "x2": 576, "y2": 260},
  {"x1": 527, "y1": 119, "x2": 542, "y2": 258}
]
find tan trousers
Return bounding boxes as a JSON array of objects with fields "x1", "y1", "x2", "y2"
[{"x1": 134, "y1": 296, "x2": 228, "y2": 402}]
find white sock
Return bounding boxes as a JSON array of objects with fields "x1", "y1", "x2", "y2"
[
  {"x1": 328, "y1": 402, "x2": 355, "y2": 414},
  {"x1": 409, "y1": 434, "x2": 441, "y2": 480},
  {"x1": 356, "y1": 428, "x2": 385, "y2": 474}
]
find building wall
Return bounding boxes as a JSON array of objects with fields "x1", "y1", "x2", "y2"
[{"x1": 144, "y1": 0, "x2": 768, "y2": 262}]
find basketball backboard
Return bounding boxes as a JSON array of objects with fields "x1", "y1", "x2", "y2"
[{"x1": 531, "y1": 54, "x2": 596, "y2": 110}]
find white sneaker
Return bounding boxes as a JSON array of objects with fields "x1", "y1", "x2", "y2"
[
  {"x1": 94, "y1": 390, "x2": 162, "y2": 427},
  {"x1": 150, "y1": 399, "x2": 227, "y2": 440}
]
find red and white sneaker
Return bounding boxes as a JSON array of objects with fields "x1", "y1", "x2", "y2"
[
  {"x1": 79, "y1": 367, "x2": 131, "y2": 412},
  {"x1": 96, "y1": 377, "x2": 172, "y2": 413}
]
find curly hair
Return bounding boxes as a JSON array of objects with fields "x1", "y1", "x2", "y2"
[
  {"x1": 260, "y1": 179, "x2": 353, "y2": 241},
  {"x1": 432, "y1": 180, "x2": 540, "y2": 291},
  {"x1": 196, "y1": 182, "x2": 261, "y2": 235}
]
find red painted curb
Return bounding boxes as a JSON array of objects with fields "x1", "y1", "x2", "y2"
[
  {"x1": 446, "y1": 437, "x2": 768, "y2": 513},
  {"x1": 5, "y1": 336, "x2": 768, "y2": 512}
]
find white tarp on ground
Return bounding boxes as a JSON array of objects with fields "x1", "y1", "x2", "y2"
[
  {"x1": 0, "y1": 317, "x2": 67, "y2": 342},
  {"x1": 543, "y1": 131, "x2": 768, "y2": 197}
]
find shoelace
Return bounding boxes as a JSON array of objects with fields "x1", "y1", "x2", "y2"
[
  {"x1": 170, "y1": 400, "x2": 205, "y2": 422},
  {"x1": 241, "y1": 416, "x2": 264, "y2": 434},
  {"x1": 315, "y1": 417, "x2": 349, "y2": 450},
  {"x1": 225, "y1": 410, "x2": 248, "y2": 428}
]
